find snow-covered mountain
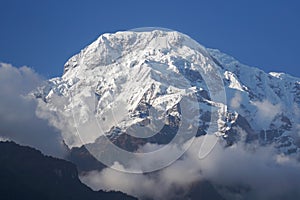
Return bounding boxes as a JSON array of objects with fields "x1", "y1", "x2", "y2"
[{"x1": 35, "y1": 29, "x2": 300, "y2": 156}]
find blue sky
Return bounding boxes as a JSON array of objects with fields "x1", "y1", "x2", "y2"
[{"x1": 1, "y1": 0, "x2": 300, "y2": 78}]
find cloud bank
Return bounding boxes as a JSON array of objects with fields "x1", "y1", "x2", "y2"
[
  {"x1": 0, "y1": 63, "x2": 67, "y2": 157},
  {"x1": 80, "y1": 135, "x2": 300, "y2": 200}
]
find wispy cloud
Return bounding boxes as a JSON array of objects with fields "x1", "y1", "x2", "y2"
[
  {"x1": 252, "y1": 100, "x2": 282, "y2": 129},
  {"x1": 230, "y1": 92, "x2": 242, "y2": 109}
]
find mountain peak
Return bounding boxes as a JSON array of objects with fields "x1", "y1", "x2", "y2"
[
  {"x1": 63, "y1": 29, "x2": 209, "y2": 75},
  {"x1": 35, "y1": 30, "x2": 300, "y2": 157}
]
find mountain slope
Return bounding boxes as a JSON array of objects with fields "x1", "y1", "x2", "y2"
[
  {"x1": 208, "y1": 48, "x2": 300, "y2": 152},
  {"x1": 0, "y1": 141, "x2": 137, "y2": 200}
]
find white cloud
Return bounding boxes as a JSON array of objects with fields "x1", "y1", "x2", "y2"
[
  {"x1": 252, "y1": 100, "x2": 282, "y2": 129},
  {"x1": 80, "y1": 135, "x2": 300, "y2": 200},
  {"x1": 35, "y1": 87, "x2": 105, "y2": 148},
  {"x1": 230, "y1": 92, "x2": 242, "y2": 109},
  {"x1": 0, "y1": 63, "x2": 67, "y2": 158}
]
